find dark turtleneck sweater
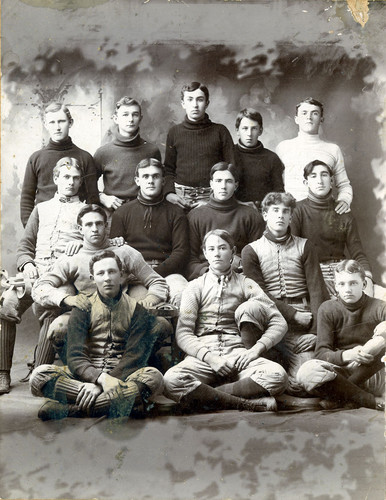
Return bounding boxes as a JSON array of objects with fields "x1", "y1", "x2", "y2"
[
  {"x1": 187, "y1": 195, "x2": 264, "y2": 280},
  {"x1": 164, "y1": 114, "x2": 234, "y2": 194},
  {"x1": 291, "y1": 192, "x2": 371, "y2": 273},
  {"x1": 110, "y1": 193, "x2": 189, "y2": 278},
  {"x1": 233, "y1": 141, "x2": 284, "y2": 204},
  {"x1": 21, "y1": 137, "x2": 99, "y2": 227},
  {"x1": 316, "y1": 294, "x2": 386, "y2": 365},
  {"x1": 94, "y1": 129, "x2": 161, "y2": 200}
]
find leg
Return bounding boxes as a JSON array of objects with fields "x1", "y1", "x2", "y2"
[{"x1": 165, "y1": 274, "x2": 188, "y2": 308}]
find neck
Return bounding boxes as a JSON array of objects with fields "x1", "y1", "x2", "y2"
[
  {"x1": 83, "y1": 235, "x2": 109, "y2": 251},
  {"x1": 209, "y1": 266, "x2": 232, "y2": 277},
  {"x1": 339, "y1": 293, "x2": 367, "y2": 311},
  {"x1": 208, "y1": 195, "x2": 238, "y2": 210},
  {"x1": 308, "y1": 189, "x2": 333, "y2": 203},
  {"x1": 98, "y1": 287, "x2": 122, "y2": 306},
  {"x1": 265, "y1": 226, "x2": 291, "y2": 242},
  {"x1": 137, "y1": 191, "x2": 164, "y2": 205},
  {"x1": 298, "y1": 130, "x2": 320, "y2": 139},
  {"x1": 238, "y1": 140, "x2": 261, "y2": 150}
]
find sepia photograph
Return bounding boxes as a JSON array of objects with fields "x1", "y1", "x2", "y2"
[{"x1": 1, "y1": 0, "x2": 385, "y2": 498}]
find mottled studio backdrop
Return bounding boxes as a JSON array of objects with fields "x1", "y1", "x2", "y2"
[{"x1": 1, "y1": 0, "x2": 385, "y2": 284}]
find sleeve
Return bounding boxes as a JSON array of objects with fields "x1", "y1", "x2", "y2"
[
  {"x1": 186, "y1": 210, "x2": 208, "y2": 280},
  {"x1": 82, "y1": 154, "x2": 100, "y2": 205},
  {"x1": 110, "y1": 209, "x2": 127, "y2": 239},
  {"x1": 164, "y1": 129, "x2": 177, "y2": 195},
  {"x1": 315, "y1": 303, "x2": 345, "y2": 365},
  {"x1": 345, "y1": 217, "x2": 372, "y2": 275},
  {"x1": 93, "y1": 148, "x2": 103, "y2": 180},
  {"x1": 108, "y1": 304, "x2": 159, "y2": 380},
  {"x1": 31, "y1": 257, "x2": 76, "y2": 307},
  {"x1": 271, "y1": 155, "x2": 285, "y2": 192},
  {"x1": 302, "y1": 240, "x2": 330, "y2": 333},
  {"x1": 153, "y1": 146, "x2": 162, "y2": 163},
  {"x1": 332, "y1": 146, "x2": 353, "y2": 206},
  {"x1": 20, "y1": 155, "x2": 38, "y2": 227},
  {"x1": 16, "y1": 207, "x2": 39, "y2": 271},
  {"x1": 247, "y1": 211, "x2": 265, "y2": 243},
  {"x1": 290, "y1": 205, "x2": 302, "y2": 237},
  {"x1": 220, "y1": 126, "x2": 235, "y2": 164}
]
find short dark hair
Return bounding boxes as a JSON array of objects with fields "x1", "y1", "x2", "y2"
[
  {"x1": 210, "y1": 162, "x2": 240, "y2": 182},
  {"x1": 114, "y1": 96, "x2": 142, "y2": 115},
  {"x1": 235, "y1": 108, "x2": 263, "y2": 129},
  {"x1": 77, "y1": 204, "x2": 107, "y2": 226},
  {"x1": 295, "y1": 97, "x2": 324, "y2": 117},
  {"x1": 202, "y1": 229, "x2": 235, "y2": 251},
  {"x1": 53, "y1": 157, "x2": 83, "y2": 179},
  {"x1": 89, "y1": 250, "x2": 123, "y2": 275},
  {"x1": 180, "y1": 82, "x2": 209, "y2": 102},
  {"x1": 334, "y1": 259, "x2": 366, "y2": 282},
  {"x1": 303, "y1": 160, "x2": 333, "y2": 179},
  {"x1": 44, "y1": 102, "x2": 73, "y2": 123},
  {"x1": 135, "y1": 158, "x2": 165, "y2": 177},
  {"x1": 261, "y1": 192, "x2": 297, "y2": 213}
]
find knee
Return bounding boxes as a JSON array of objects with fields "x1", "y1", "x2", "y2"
[
  {"x1": 253, "y1": 362, "x2": 289, "y2": 396},
  {"x1": 132, "y1": 366, "x2": 164, "y2": 396},
  {"x1": 29, "y1": 364, "x2": 57, "y2": 397},
  {"x1": 296, "y1": 359, "x2": 334, "y2": 393},
  {"x1": 152, "y1": 316, "x2": 173, "y2": 342},
  {"x1": 47, "y1": 315, "x2": 68, "y2": 342}
]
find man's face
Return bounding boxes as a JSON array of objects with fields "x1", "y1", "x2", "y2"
[
  {"x1": 80, "y1": 212, "x2": 107, "y2": 247},
  {"x1": 113, "y1": 104, "x2": 142, "y2": 137},
  {"x1": 295, "y1": 103, "x2": 322, "y2": 135},
  {"x1": 45, "y1": 110, "x2": 72, "y2": 142},
  {"x1": 305, "y1": 164, "x2": 332, "y2": 197},
  {"x1": 210, "y1": 170, "x2": 238, "y2": 202},
  {"x1": 203, "y1": 235, "x2": 234, "y2": 275},
  {"x1": 335, "y1": 271, "x2": 365, "y2": 303},
  {"x1": 263, "y1": 203, "x2": 292, "y2": 237},
  {"x1": 92, "y1": 257, "x2": 122, "y2": 298},
  {"x1": 181, "y1": 89, "x2": 208, "y2": 122},
  {"x1": 135, "y1": 165, "x2": 164, "y2": 200},
  {"x1": 54, "y1": 165, "x2": 82, "y2": 197},
  {"x1": 237, "y1": 117, "x2": 262, "y2": 148}
]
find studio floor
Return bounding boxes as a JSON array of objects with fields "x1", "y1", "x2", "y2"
[{"x1": 0, "y1": 311, "x2": 384, "y2": 500}]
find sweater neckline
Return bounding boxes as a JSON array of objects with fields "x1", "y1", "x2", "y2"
[
  {"x1": 296, "y1": 132, "x2": 322, "y2": 143},
  {"x1": 236, "y1": 141, "x2": 263, "y2": 153},
  {"x1": 48, "y1": 137, "x2": 73, "y2": 150},
  {"x1": 113, "y1": 130, "x2": 142, "y2": 147},
  {"x1": 307, "y1": 191, "x2": 335, "y2": 209},
  {"x1": 338, "y1": 293, "x2": 368, "y2": 311},
  {"x1": 183, "y1": 114, "x2": 212, "y2": 130},
  {"x1": 264, "y1": 227, "x2": 291, "y2": 243},
  {"x1": 207, "y1": 195, "x2": 239, "y2": 211}
]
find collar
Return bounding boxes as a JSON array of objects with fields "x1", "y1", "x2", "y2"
[
  {"x1": 48, "y1": 137, "x2": 73, "y2": 150},
  {"x1": 137, "y1": 192, "x2": 164, "y2": 207},
  {"x1": 236, "y1": 140, "x2": 263, "y2": 153},
  {"x1": 183, "y1": 113, "x2": 212, "y2": 130},
  {"x1": 264, "y1": 227, "x2": 292, "y2": 243},
  {"x1": 82, "y1": 236, "x2": 109, "y2": 251},
  {"x1": 307, "y1": 190, "x2": 335, "y2": 209},
  {"x1": 297, "y1": 132, "x2": 321, "y2": 142},
  {"x1": 113, "y1": 130, "x2": 142, "y2": 147},
  {"x1": 338, "y1": 293, "x2": 367, "y2": 311},
  {"x1": 97, "y1": 287, "x2": 123, "y2": 308},
  {"x1": 55, "y1": 192, "x2": 81, "y2": 203},
  {"x1": 207, "y1": 195, "x2": 239, "y2": 211}
]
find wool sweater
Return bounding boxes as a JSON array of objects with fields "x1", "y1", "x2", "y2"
[
  {"x1": 316, "y1": 294, "x2": 386, "y2": 365},
  {"x1": 164, "y1": 114, "x2": 234, "y2": 194},
  {"x1": 94, "y1": 130, "x2": 161, "y2": 200},
  {"x1": 291, "y1": 194, "x2": 371, "y2": 273},
  {"x1": 32, "y1": 237, "x2": 168, "y2": 307},
  {"x1": 20, "y1": 137, "x2": 99, "y2": 227},
  {"x1": 110, "y1": 197, "x2": 189, "y2": 277},
  {"x1": 242, "y1": 230, "x2": 329, "y2": 332},
  {"x1": 67, "y1": 290, "x2": 158, "y2": 383},
  {"x1": 177, "y1": 269, "x2": 287, "y2": 360},
  {"x1": 16, "y1": 194, "x2": 84, "y2": 273},
  {"x1": 276, "y1": 133, "x2": 352, "y2": 205},
  {"x1": 233, "y1": 141, "x2": 284, "y2": 203},
  {"x1": 187, "y1": 196, "x2": 264, "y2": 280}
]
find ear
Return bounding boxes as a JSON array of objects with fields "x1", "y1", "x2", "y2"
[
  {"x1": 69, "y1": 119, "x2": 74, "y2": 128},
  {"x1": 231, "y1": 245, "x2": 236, "y2": 257},
  {"x1": 262, "y1": 211, "x2": 268, "y2": 222},
  {"x1": 258, "y1": 126, "x2": 263, "y2": 137},
  {"x1": 294, "y1": 115, "x2": 299, "y2": 125},
  {"x1": 113, "y1": 114, "x2": 119, "y2": 125},
  {"x1": 303, "y1": 178, "x2": 309, "y2": 186},
  {"x1": 234, "y1": 181, "x2": 239, "y2": 191},
  {"x1": 161, "y1": 177, "x2": 166, "y2": 186},
  {"x1": 180, "y1": 100, "x2": 186, "y2": 110},
  {"x1": 209, "y1": 179, "x2": 214, "y2": 191},
  {"x1": 134, "y1": 176, "x2": 140, "y2": 187},
  {"x1": 205, "y1": 99, "x2": 210, "y2": 109},
  {"x1": 90, "y1": 273, "x2": 95, "y2": 282},
  {"x1": 320, "y1": 116, "x2": 324, "y2": 123},
  {"x1": 53, "y1": 175, "x2": 59, "y2": 187}
]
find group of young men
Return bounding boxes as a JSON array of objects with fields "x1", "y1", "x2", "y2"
[{"x1": 0, "y1": 81, "x2": 384, "y2": 421}]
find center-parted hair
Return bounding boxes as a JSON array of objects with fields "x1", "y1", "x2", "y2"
[
  {"x1": 295, "y1": 97, "x2": 324, "y2": 117},
  {"x1": 210, "y1": 162, "x2": 240, "y2": 182},
  {"x1": 202, "y1": 229, "x2": 235, "y2": 251},
  {"x1": 235, "y1": 108, "x2": 263, "y2": 129},
  {"x1": 181, "y1": 81, "x2": 209, "y2": 102},
  {"x1": 44, "y1": 102, "x2": 73, "y2": 123},
  {"x1": 303, "y1": 160, "x2": 333, "y2": 179},
  {"x1": 261, "y1": 192, "x2": 297, "y2": 213},
  {"x1": 114, "y1": 96, "x2": 142, "y2": 115},
  {"x1": 135, "y1": 158, "x2": 165, "y2": 177},
  {"x1": 89, "y1": 250, "x2": 123, "y2": 275},
  {"x1": 334, "y1": 259, "x2": 366, "y2": 282},
  {"x1": 53, "y1": 157, "x2": 83, "y2": 179},
  {"x1": 77, "y1": 204, "x2": 107, "y2": 226}
]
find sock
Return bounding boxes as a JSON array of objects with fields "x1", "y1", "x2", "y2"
[
  {"x1": 316, "y1": 372, "x2": 376, "y2": 409},
  {"x1": 216, "y1": 377, "x2": 269, "y2": 398},
  {"x1": 240, "y1": 322, "x2": 264, "y2": 349},
  {"x1": 348, "y1": 352, "x2": 384, "y2": 387},
  {"x1": 0, "y1": 320, "x2": 16, "y2": 371},
  {"x1": 180, "y1": 383, "x2": 250, "y2": 412},
  {"x1": 53, "y1": 376, "x2": 84, "y2": 403},
  {"x1": 34, "y1": 317, "x2": 56, "y2": 367},
  {"x1": 89, "y1": 380, "x2": 142, "y2": 418}
]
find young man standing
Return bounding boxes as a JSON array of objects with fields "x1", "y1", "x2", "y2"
[
  {"x1": 20, "y1": 103, "x2": 99, "y2": 227},
  {"x1": 242, "y1": 192, "x2": 329, "y2": 394},
  {"x1": 297, "y1": 260, "x2": 385, "y2": 411},
  {"x1": 110, "y1": 158, "x2": 189, "y2": 306},
  {"x1": 233, "y1": 108, "x2": 284, "y2": 208},
  {"x1": 94, "y1": 97, "x2": 161, "y2": 213},
  {"x1": 187, "y1": 162, "x2": 264, "y2": 280},
  {"x1": 164, "y1": 82, "x2": 234, "y2": 210},
  {"x1": 276, "y1": 97, "x2": 352, "y2": 214},
  {"x1": 30, "y1": 251, "x2": 164, "y2": 420}
]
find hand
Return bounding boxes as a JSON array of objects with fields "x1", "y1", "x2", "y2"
[
  {"x1": 138, "y1": 294, "x2": 161, "y2": 309},
  {"x1": 76, "y1": 382, "x2": 102, "y2": 410},
  {"x1": 364, "y1": 277, "x2": 374, "y2": 297},
  {"x1": 335, "y1": 200, "x2": 350, "y2": 214},
  {"x1": 205, "y1": 353, "x2": 236, "y2": 377},
  {"x1": 294, "y1": 311, "x2": 313, "y2": 328},
  {"x1": 97, "y1": 372, "x2": 122, "y2": 397},
  {"x1": 22, "y1": 263, "x2": 39, "y2": 280},
  {"x1": 342, "y1": 346, "x2": 374, "y2": 365},
  {"x1": 165, "y1": 193, "x2": 191, "y2": 209},
  {"x1": 109, "y1": 236, "x2": 126, "y2": 247},
  {"x1": 99, "y1": 193, "x2": 124, "y2": 210},
  {"x1": 293, "y1": 334, "x2": 316, "y2": 354},
  {"x1": 62, "y1": 294, "x2": 91, "y2": 312},
  {"x1": 64, "y1": 240, "x2": 83, "y2": 256},
  {"x1": 189, "y1": 199, "x2": 208, "y2": 209},
  {"x1": 233, "y1": 349, "x2": 260, "y2": 371}
]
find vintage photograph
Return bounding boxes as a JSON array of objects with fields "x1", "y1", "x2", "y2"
[{"x1": 1, "y1": 0, "x2": 385, "y2": 498}]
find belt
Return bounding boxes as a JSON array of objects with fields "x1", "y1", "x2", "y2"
[{"x1": 279, "y1": 296, "x2": 309, "y2": 306}]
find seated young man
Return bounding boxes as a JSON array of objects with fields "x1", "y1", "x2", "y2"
[
  {"x1": 0, "y1": 157, "x2": 85, "y2": 394},
  {"x1": 94, "y1": 97, "x2": 161, "y2": 214},
  {"x1": 30, "y1": 251, "x2": 164, "y2": 420},
  {"x1": 291, "y1": 160, "x2": 375, "y2": 298},
  {"x1": 242, "y1": 192, "x2": 329, "y2": 394},
  {"x1": 187, "y1": 162, "x2": 264, "y2": 280},
  {"x1": 20, "y1": 102, "x2": 99, "y2": 227},
  {"x1": 110, "y1": 158, "x2": 189, "y2": 306},
  {"x1": 31, "y1": 204, "x2": 170, "y2": 367},
  {"x1": 296, "y1": 260, "x2": 385, "y2": 411},
  {"x1": 233, "y1": 108, "x2": 284, "y2": 208},
  {"x1": 163, "y1": 230, "x2": 288, "y2": 413},
  {"x1": 164, "y1": 82, "x2": 234, "y2": 210},
  {"x1": 276, "y1": 97, "x2": 352, "y2": 214}
]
